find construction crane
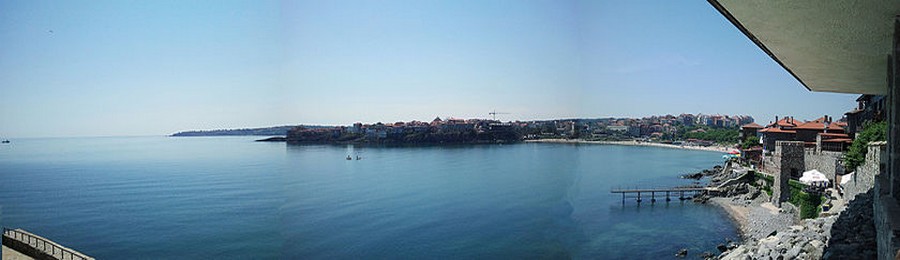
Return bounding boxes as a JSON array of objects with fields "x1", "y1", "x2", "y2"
[{"x1": 489, "y1": 110, "x2": 510, "y2": 120}]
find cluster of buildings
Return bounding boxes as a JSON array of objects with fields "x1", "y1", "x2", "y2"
[
  {"x1": 291, "y1": 113, "x2": 755, "y2": 143},
  {"x1": 688, "y1": 114, "x2": 755, "y2": 128},
  {"x1": 742, "y1": 115, "x2": 850, "y2": 153},
  {"x1": 344, "y1": 117, "x2": 512, "y2": 139},
  {"x1": 518, "y1": 113, "x2": 753, "y2": 139},
  {"x1": 743, "y1": 94, "x2": 888, "y2": 154},
  {"x1": 290, "y1": 117, "x2": 514, "y2": 141},
  {"x1": 740, "y1": 94, "x2": 886, "y2": 184}
]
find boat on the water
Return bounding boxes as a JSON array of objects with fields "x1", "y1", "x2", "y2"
[{"x1": 1, "y1": 140, "x2": 9, "y2": 144}]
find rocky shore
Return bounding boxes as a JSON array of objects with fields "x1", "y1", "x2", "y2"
[{"x1": 688, "y1": 162, "x2": 878, "y2": 259}]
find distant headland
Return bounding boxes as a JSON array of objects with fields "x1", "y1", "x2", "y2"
[{"x1": 170, "y1": 125, "x2": 330, "y2": 137}]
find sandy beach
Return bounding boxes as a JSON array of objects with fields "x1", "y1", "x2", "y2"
[
  {"x1": 525, "y1": 139, "x2": 735, "y2": 153},
  {"x1": 710, "y1": 197, "x2": 750, "y2": 234},
  {"x1": 709, "y1": 195, "x2": 796, "y2": 241}
]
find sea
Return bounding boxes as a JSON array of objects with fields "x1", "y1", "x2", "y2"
[{"x1": 0, "y1": 136, "x2": 738, "y2": 259}]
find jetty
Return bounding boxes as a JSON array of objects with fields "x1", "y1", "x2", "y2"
[
  {"x1": 611, "y1": 187, "x2": 719, "y2": 203},
  {"x1": 2, "y1": 228, "x2": 94, "y2": 260},
  {"x1": 611, "y1": 162, "x2": 755, "y2": 204}
]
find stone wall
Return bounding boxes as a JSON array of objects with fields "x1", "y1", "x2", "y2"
[
  {"x1": 842, "y1": 142, "x2": 886, "y2": 200},
  {"x1": 775, "y1": 141, "x2": 806, "y2": 178},
  {"x1": 874, "y1": 169, "x2": 900, "y2": 260},
  {"x1": 773, "y1": 141, "x2": 805, "y2": 207},
  {"x1": 804, "y1": 149, "x2": 844, "y2": 180},
  {"x1": 762, "y1": 154, "x2": 779, "y2": 175}
]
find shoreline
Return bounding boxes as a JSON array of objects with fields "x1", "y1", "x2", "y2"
[
  {"x1": 709, "y1": 198, "x2": 751, "y2": 239},
  {"x1": 525, "y1": 139, "x2": 734, "y2": 153},
  {"x1": 706, "y1": 184, "x2": 795, "y2": 242}
]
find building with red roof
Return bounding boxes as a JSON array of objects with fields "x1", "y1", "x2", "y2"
[
  {"x1": 740, "y1": 122, "x2": 763, "y2": 141},
  {"x1": 757, "y1": 115, "x2": 851, "y2": 152}
]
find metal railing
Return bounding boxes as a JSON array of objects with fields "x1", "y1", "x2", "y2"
[{"x1": 2, "y1": 227, "x2": 93, "y2": 260}]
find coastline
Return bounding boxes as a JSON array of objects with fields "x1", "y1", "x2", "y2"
[
  {"x1": 709, "y1": 198, "x2": 750, "y2": 238},
  {"x1": 525, "y1": 139, "x2": 734, "y2": 153},
  {"x1": 707, "y1": 187, "x2": 795, "y2": 242}
]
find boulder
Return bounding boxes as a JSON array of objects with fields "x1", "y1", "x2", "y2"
[
  {"x1": 675, "y1": 248, "x2": 687, "y2": 258},
  {"x1": 717, "y1": 243, "x2": 728, "y2": 253},
  {"x1": 681, "y1": 172, "x2": 703, "y2": 180}
]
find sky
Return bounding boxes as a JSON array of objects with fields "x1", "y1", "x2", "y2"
[{"x1": 0, "y1": 1, "x2": 855, "y2": 138}]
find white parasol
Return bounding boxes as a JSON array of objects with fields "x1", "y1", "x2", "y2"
[{"x1": 799, "y1": 169, "x2": 829, "y2": 184}]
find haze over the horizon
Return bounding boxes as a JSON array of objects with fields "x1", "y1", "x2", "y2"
[{"x1": 1, "y1": 1, "x2": 854, "y2": 138}]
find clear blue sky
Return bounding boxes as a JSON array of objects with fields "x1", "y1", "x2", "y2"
[{"x1": 0, "y1": 1, "x2": 854, "y2": 138}]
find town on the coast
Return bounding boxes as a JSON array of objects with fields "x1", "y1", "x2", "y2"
[
  {"x1": 277, "y1": 93, "x2": 885, "y2": 259},
  {"x1": 283, "y1": 113, "x2": 754, "y2": 145}
]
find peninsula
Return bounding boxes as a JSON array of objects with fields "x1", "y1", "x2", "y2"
[
  {"x1": 286, "y1": 118, "x2": 522, "y2": 145},
  {"x1": 283, "y1": 113, "x2": 751, "y2": 147},
  {"x1": 171, "y1": 125, "x2": 329, "y2": 137}
]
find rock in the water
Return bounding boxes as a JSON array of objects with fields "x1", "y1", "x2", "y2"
[
  {"x1": 717, "y1": 243, "x2": 728, "y2": 253},
  {"x1": 682, "y1": 172, "x2": 704, "y2": 179},
  {"x1": 675, "y1": 248, "x2": 687, "y2": 258}
]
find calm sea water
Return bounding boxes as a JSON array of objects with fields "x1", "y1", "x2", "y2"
[{"x1": 0, "y1": 137, "x2": 737, "y2": 259}]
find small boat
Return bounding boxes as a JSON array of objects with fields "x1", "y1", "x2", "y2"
[
  {"x1": 1, "y1": 140, "x2": 9, "y2": 144},
  {"x1": 356, "y1": 155, "x2": 361, "y2": 160},
  {"x1": 346, "y1": 155, "x2": 352, "y2": 160}
]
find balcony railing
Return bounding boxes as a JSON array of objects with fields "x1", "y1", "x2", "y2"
[{"x1": 2, "y1": 227, "x2": 93, "y2": 260}]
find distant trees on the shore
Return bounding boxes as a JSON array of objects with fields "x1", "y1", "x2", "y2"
[{"x1": 680, "y1": 126, "x2": 741, "y2": 143}]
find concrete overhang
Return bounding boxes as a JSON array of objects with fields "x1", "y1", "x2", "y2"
[{"x1": 708, "y1": 0, "x2": 899, "y2": 95}]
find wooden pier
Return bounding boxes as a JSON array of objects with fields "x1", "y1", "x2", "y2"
[{"x1": 610, "y1": 187, "x2": 718, "y2": 204}]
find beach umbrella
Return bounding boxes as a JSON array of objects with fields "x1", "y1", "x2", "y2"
[
  {"x1": 727, "y1": 150, "x2": 740, "y2": 154},
  {"x1": 799, "y1": 169, "x2": 829, "y2": 184}
]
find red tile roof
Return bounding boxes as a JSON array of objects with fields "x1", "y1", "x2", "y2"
[
  {"x1": 741, "y1": 122, "x2": 763, "y2": 129},
  {"x1": 758, "y1": 127, "x2": 796, "y2": 134},
  {"x1": 794, "y1": 121, "x2": 844, "y2": 131},
  {"x1": 809, "y1": 116, "x2": 828, "y2": 123},
  {"x1": 818, "y1": 133, "x2": 850, "y2": 138},
  {"x1": 766, "y1": 117, "x2": 801, "y2": 128}
]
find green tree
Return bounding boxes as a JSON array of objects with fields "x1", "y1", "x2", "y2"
[
  {"x1": 741, "y1": 135, "x2": 760, "y2": 149},
  {"x1": 680, "y1": 127, "x2": 740, "y2": 144},
  {"x1": 541, "y1": 124, "x2": 558, "y2": 135},
  {"x1": 843, "y1": 121, "x2": 887, "y2": 172}
]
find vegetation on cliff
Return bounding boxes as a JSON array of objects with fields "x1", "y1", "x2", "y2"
[{"x1": 843, "y1": 121, "x2": 887, "y2": 172}]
